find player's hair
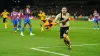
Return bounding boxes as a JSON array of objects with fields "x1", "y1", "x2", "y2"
[
  {"x1": 94, "y1": 10, "x2": 97, "y2": 11},
  {"x1": 40, "y1": 10, "x2": 43, "y2": 11},
  {"x1": 12, "y1": 8, "x2": 16, "y2": 11},
  {"x1": 62, "y1": 7, "x2": 67, "y2": 9},
  {"x1": 26, "y1": 5, "x2": 30, "y2": 8},
  {"x1": 4, "y1": 9, "x2": 7, "y2": 11},
  {"x1": 40, "y1": 10, "x2": 44, "y2": 13}
]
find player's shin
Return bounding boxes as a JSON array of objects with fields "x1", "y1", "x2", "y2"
[
  {"x1": 41, "y1": 25, "x2": 44, "y2": 32},
  {"x1": 94, "y1": 26, "x2": 96, "y2": 29},
  {"x1": 30, "y1": 28, "x2": 32, "y2": 33},
  {"x1": 20, "y1": 28, "x2": 24, "y2": 36},
  {"x1": 5, "y1": 22, "x2": 7, "y2": 28},
  {"x1": 18, "y1": 24, "x2": 21, "y2": 29},
  {"x1": 40, "y1": 22, "x2": 44, "y2": 31},
  {"x1": 63, "y1": 35, "x2": 71, "y2": 50},
  {"x1": 94, "y1": 23, "x2": 97, "y2": 29},
  {"x1": 66, "y1": 36, "x2": 71, "y2": 50},
  {"x1": 64, "y1": 39, "x2": 69, "y2": 47},
  {"x1": 30, "y1": 27, "x2": 35, "y2": 35},
  {"x1": 22, "y1": 28, "x2": 25, "y2": 33},
  {"x1": 14, "y1": 27, "x2": 17, "y2": 32},
  {"x1": 18, "y1": 25, "x2": 21, "y2": 30}
]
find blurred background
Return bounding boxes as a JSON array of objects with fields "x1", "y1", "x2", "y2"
[{"x1": 0, "y1": 0, "x2": 100, "y2": 18}]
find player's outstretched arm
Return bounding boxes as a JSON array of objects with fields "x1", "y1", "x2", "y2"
[
  {"x1": 53, "y1": 14, "x2": 60, "y2": 23},
  {"x1": 51, "y1": 14, "x2": 59, "y2": 25}
]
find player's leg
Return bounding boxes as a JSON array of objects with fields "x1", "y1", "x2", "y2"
[
  {"x1": 40, "y1": 20, "x2": 44, "y2": 32},
  {"x1": 63, "y1": 27, "x2": 71, "y2": 50},
  {"x1": 94, "y1": 20, "x2": 97, "y2": 29},
  {"x1": 3, "y1": 18, "x2": 5, "y2": 28},
  {"x1": 5, "y1": 18, "x2": 8, "y2": 29},
  {"x1": 63, "y1": 33, "x2": 71, "y2": 50},
  {"x1": 18, "y1": 19, "x2": 21, "y2": 30},
  {"x1": 3, "y1": 18, "x2": 7, "y2": 29},
  {"x1": 28, "y1": 21, "x2": 35, "y2": 36},
  {"x1": 20, "y1": 20, "x2": 27, "y2": 36},
  {"x1": 13, "y1": 20, "x2": 17, "y2": 32},
  {"x1": 96, "y1": 20, "x2": 99, "y2": 29},
  {"x1": 17, "y1": 19, "x2": 19, "y2": 30},
  {"x1": 60, "y1": 27, "x2": 71, "y2": 50}
]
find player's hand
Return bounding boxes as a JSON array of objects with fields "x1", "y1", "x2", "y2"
[{"x1": 51, "y1": 22, "x2": 58, "y2": 26}]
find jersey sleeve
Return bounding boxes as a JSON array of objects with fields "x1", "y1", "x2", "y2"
[
  {"x1": 38, "y1": 14, "x2": 41, "y2": 17},
  {"x1": 57, "y1": 13, "x2": 61, "y2": 18}
]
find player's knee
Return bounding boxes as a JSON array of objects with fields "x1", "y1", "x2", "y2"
[
  {"x1": 63, "y1": 34, "x2": 67, "y2": 39},
  {"x1": 63, "y1": 34, "x2": 70, "y2": 41},
  {"x1": 63, "y1": 33, "x2": 68, "y2": 37}
]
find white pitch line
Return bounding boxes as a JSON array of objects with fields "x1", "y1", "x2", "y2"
[
  {"x1": 36, "y1": 43, "x2": 100, "y2": 49},
  {"x1": 30, "y1": 43, "x2": 100, "y2": 56},
  {"x1": 31, "y1": 48, "x2": 69, "y2": 56}
]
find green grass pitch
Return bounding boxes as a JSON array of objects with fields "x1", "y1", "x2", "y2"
[{"x1": 0, "y1": 18, "x2": 100, "y2": 56}]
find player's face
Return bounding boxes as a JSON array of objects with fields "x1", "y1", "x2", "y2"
[
  {"x1": 4, "y1": 10, "x2": 7, "y2": 12},
  {"x1": 40, "y1": 10, "x2": 43, "y2": 14},
  {"x1": 61, "y1": 8, "x2": 67, "y2": 13},
  {"x1": 94, "y1": 11, "x2": 97, "y2": 13},
  {"x1": 26, "y1": 7, "x2": 29, "y2": 9},
  {"x1": 20, "y1": 10, "x2": 22, "y2": 12},
  {"x1": 13, "y1": 8, "x2": 16, "y2": 11}
]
